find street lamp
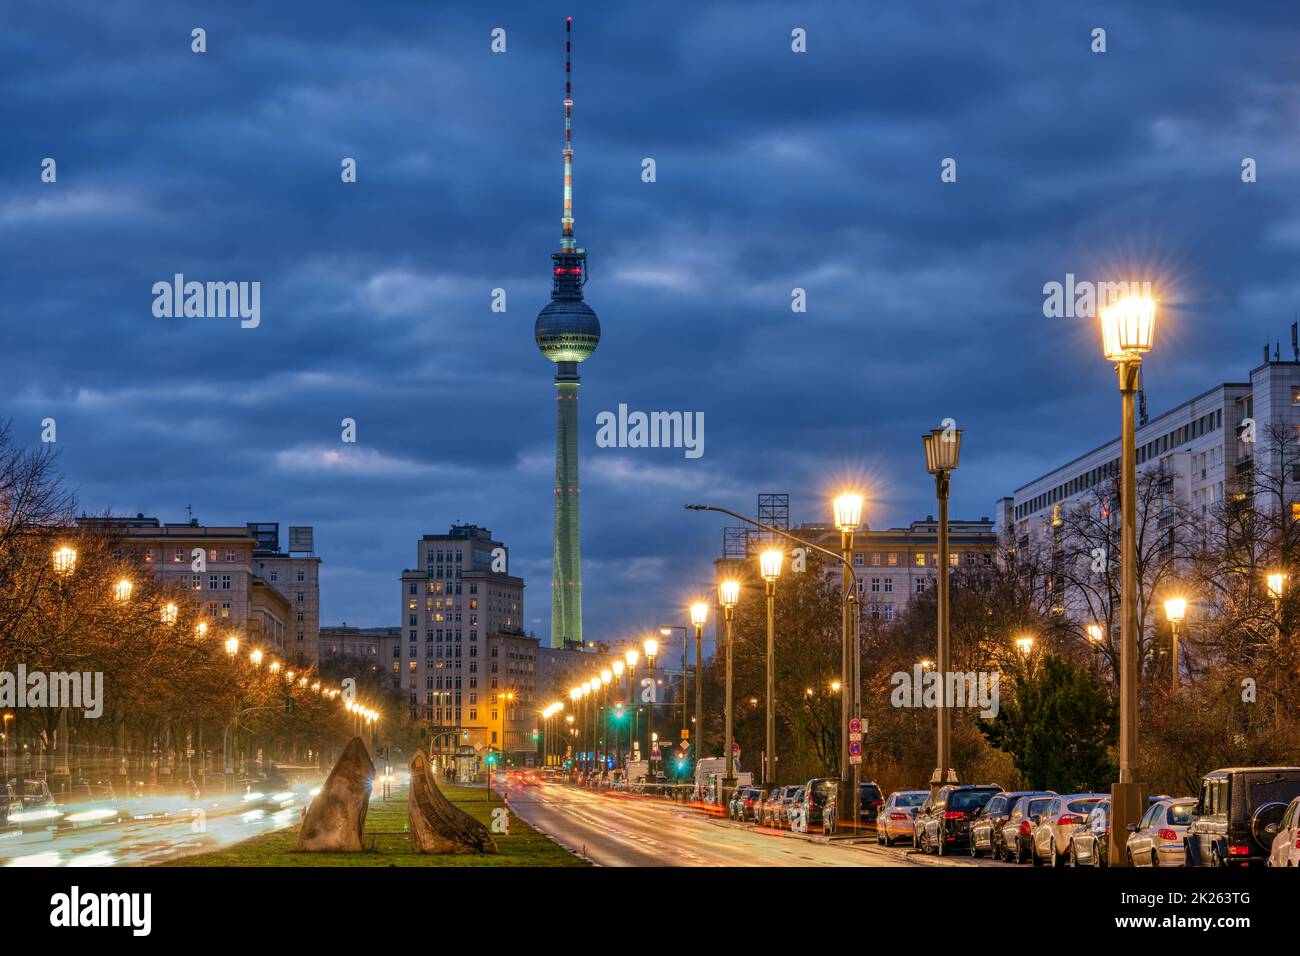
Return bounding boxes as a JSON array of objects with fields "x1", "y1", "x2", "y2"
[
  {"x1": 1099, "y1": 292, "x2": 1156, "y2": 865},
  {"x1": 1015, "y1": 635, "x2": 1035, "y2": 656},
  {"x1": 249, "y1": 648, "x2": 263, "y2": 667},
  {"x1": 644, "y1": 638, "x2": 658, "y2": 780},
  {"x1": 1164, "y1": 597, "x2": 1187, "y2": 689},
  {"x1": 1267, "y1": 572, "x2": 1286, "y2": 602},
  {"x1": 719, "y1": 578, "x2": 740, "y2": 800},
  {"x1": 113, "y1": 579, "x2": 133, "y2": 602},
  {"x1": 759, "y1": 548, "x2": 782, "y2": 786},
  {"x1": 225, "y1": 636, "x2": 239, "y2": 657},
  {"x1": 690, "y1": 601, "x2": 708, "y2": 779},
  {"x1": 1086, "y1": 623, "x2": 1105, "y2": 644},
  {"x1": 922, "y1": 425, "x2": 962, "y2": 793},
  {"x1": 52, "y1": 546, "x2": 77, "y2": 577},
  {"x1": 161, "y1": 602, "x2": 178, "y2": 625},
  {"x1": 833, "y1": 491, "x2": 864, "y2": 834},
  {"x1": 196, "y1": 621, "x2": 208, "y2": 638}
]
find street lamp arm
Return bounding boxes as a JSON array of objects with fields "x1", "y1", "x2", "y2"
[{"x1": 685, "y1": 504, "x2": 859, "y2": 605}]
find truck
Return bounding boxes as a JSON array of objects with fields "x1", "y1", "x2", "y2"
[
  {"x1": 693, "y1": 757, "x2": 752, "y2": 805},
  {"x1": 624, "y1": 760, "x2": 650, "y2": 793}
]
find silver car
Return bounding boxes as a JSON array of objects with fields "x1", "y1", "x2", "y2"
[
  {"x1": 1126, "y1": 797, "x2": 1196, "y2": 867},
  {"x1": 1031, "y1": 793, "x2": 1107, "y2": 867},
  {"x1": 876, "y1": 789, "x2": 927, "y2": 846}
]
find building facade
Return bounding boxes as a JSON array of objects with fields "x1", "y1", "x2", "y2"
[{"x1": 397, "y1": 524, "x2": 534, "y2": 761}]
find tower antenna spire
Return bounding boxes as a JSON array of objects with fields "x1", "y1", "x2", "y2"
[{"x1": 561, "y1": 16, "x2": 575, "y2": 251}]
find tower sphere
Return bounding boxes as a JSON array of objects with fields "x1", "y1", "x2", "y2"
[{"x1": 535, "y1": 299, "x2": 601, "y2": 364}]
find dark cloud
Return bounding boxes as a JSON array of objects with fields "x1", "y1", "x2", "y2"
[{"x1": 2, "y1": 0, "x2": 1299, "y2": 638}]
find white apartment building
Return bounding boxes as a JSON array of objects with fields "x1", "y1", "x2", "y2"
[{"x1": 996, "y1": 356, "x2": 1300, "y2": 570}]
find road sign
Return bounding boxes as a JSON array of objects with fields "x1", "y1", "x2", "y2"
[
  {"x1": 848, "y1": 740, "x2": 862, "y2": 758},
  {"x1": 849, "y1": 717, "x2": 863, "y2": 735},
  {"x1": 681, "y1": 728, "x2": 690, "y2": 739},
  {"x1": 849, "y1": 732, "x2": 862, "y2": 742},
  {"x1": 849, "y1": 754, "x2": 862, "y2": 765}
]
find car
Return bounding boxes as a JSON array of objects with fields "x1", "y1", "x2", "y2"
[
  {"x1": 1068, "y1": 799, "x2": 1111, "y2": 867},
  {"x1": 732, "y1": 786, "x2": 764, "y2": 822},
  {"x1": 1030, "y1": 793, "x2": 1107, "y2": 867},
  {"x1": 1267, "y1": 796, "x2": 1300, "y2": 867},
  {"x1": 876, "y1": 789, "x2": 927, "y2": 846},
  {"x1": 1185, "y1": 767, "x2": 1300, "y2": 867},
  {"x1": 1126, "y1": 797, "x2": 1196, "y2": 867},
  {"x1": 1002, "y1": 794, "x2": 1058, "y2": 863},
  {"x1": 759, "y1": 786, "x2": 795, "y2": 826},
  {"x1": 969, "y1": 790, "x2": 1054, "y2": 859},
  {"x1": 777, "y1": 787, "x2": 806, "y2": 830},
  {"x1": 858, "y1": 782, "x2": 884, "y2": 829},
  {"x1": 798, "y1": 778, "x2": 841, "y2": 834},
  {"x1": 914, "y1": 785, "x2": 1001, "y2": 856},
  {"x1": 0, "y1": 782, "x2": 19, "y2": 827}
]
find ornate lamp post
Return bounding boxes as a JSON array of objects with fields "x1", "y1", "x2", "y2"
[
  {"x1": 1164, "y1": 597, "x2": 1187, "y2": 689},
  {"x1": 1099, "y1": 293, "x2": 1157, "y2": 864},
  {"x1": 833, "y1": 492, "x2": 863, "y2": 832},
  {"x1": 690, "y1": 601, "x2": 708, "y2": 781},
  {"x1": 922, "y1": 425, "x2": 962, "y2": 793},
  {"x1": 644, "y1": 639, "x2": 658, "y2": 781},
  {"x1": 624, "y1": 648, "x2": 640, "y2": 763},
  {"x1": 759, "y1": 548, "x2": 783, "y2": 786},
  {"x1": 719, "y1": 579, "x2": 740, "y2": 802}
]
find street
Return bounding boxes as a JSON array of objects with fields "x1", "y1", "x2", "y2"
[{"x1": 506, "y1": 782, "x2": 996, "y2": 867}]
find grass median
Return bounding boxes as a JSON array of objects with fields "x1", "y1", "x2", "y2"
[{"x1": 159, "y1": 784, "x2": 587, "y2": 867}]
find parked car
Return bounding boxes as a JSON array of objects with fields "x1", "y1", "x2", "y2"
[
  {"x1": 728, "y1": 786, "x2": 762, "y2": 820},
  {"x1": 914, "y1": 784, "x2": 1001, "y2": 855},
  {"x1": 798, "y1": 778, "x2": 840, "y2": 834},
  {"x1": 1186, "y1": 767, "x2": 1300, "y2": 867},
  {"x1": 759, "y1": 786, "x2": 796, "y2": 826},
  {"x1": 778, "y1": 787, "x2": 806, "y2": 830},
  {"x1": 1002, "y1": 794, "x2": 1059, "y2": 863},
  {"x1": 1068, "y1": 799, "x2": 1111, "y2": 867},
  {"x1": 1126, "y1": 797, "x2": 1196, "y2": 867},
  {"x1": 969, "y1": 790, "x2": 1053, "y2": 859},
  {"x1": 1030, "y1": 793, "x2": 1107, "y2": 867},
  {"x1": 876, "y1": 789, "x2": 927, "y2": 846},
  {"x1": 858, "y1": 781, "x2": 884, "y2": 829},
  {"x1": 1267, "y1": 796, "x2": 1300, "y2": 867}
]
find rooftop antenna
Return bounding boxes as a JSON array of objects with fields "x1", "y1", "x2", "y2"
[
  {"x1": 561, "y1": 16, "x2": 575, "y2": 253},
  {"x1": 1291, "y1": 320, "x2": 1298, "y2": 361},
  {"x1": 186, "y1": 503, "x2": 193, "y2": 523}
]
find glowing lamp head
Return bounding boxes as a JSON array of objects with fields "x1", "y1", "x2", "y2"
[
  {"x1": 919, "y1": 658, "x2": 934, "y2": 670},
  {"x1": 1100, "y1": 295, "x2": 1156, "y2": 361},
  {"x1": 113, "y1": 579, "x2": 133, "y2": 602},
  {"x1": 52, "y1": 546, "x2": 77, "y2": 576},
  {"x1": 612, "y1": 659, "x2": 624, "y2": 677},
  {"x1": 600, "y1": 669, "x2": 612, "y2": 684},
  {"x1": 1267, "y1": 573, "x2": 1286, "y2": 600},
  {"x1": 224, "y1": 636, "x2": 239, "y2": 657},
  {"x1": 569, "y1": 687, "x2": 580, "y2": 702},
  {"x1": 690, "y1": 602, "x2": 708, "y2": 628},
  {"x1": 269, "y1": 661, "x2": 281, "y2": 674},
  {"x1": 196, "y1": 621, "x2": 208, "y2": 637},
  {"x1": 922, "y1": 428, "x2": 962, "y2": 474},
  {"x1": 759, "y1": 549, "x2": 783, "y2": 581},
  {"x1": 833, "y1": 493, "x2": 864, "y2": 532},
  {"x1": 1015, "y1": 635, "x2": 1035, "y2": 655},
  {"x1": 624, "y1": 648, "x2": 639, "y2": 668},
  {"x1": 1085, "y1": 623, "x2": 1105, "y2": 643},
  {"x1": 644, "y1": 638, "x2": 658, "y2": 660},
  {"x1": 161, "y1": 602, "x2": 178, "y2": 625},
  {"x1": 719, "y1": 579, "x2": 740, "y2": 609},
  {"x1": 1164, "y1": 597, "x2": 1187, "y2": 624},
  {"x1": 249, "y1": 649, "x2": 263, "y2": 667}
]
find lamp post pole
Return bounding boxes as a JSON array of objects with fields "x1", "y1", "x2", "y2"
[
  {"x1": 690, "y1": 602, "x2": 708, "y2": 793},
  {"x1": 759, "y1": 549, "x2": 783, "y2": 787},
  {"x1": 1099, "y1": 293, "x2": 1157, "y2": 865},
  {"x1": 719, "y1": 581, "x2": 740, "y2": 805},
  {"x1": 644, "y1": 642, "x2": 658, "y2": 784},
  {"x1": 923, "y1": 427, "x2": 962, "y2": 794},
  {"x1": 833, "y1": 494, "x2": 863, "y2": 834}
]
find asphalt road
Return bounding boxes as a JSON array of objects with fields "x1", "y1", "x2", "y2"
[{"x1": 505, "y1": 782, "x2": 996, "y2": 867}]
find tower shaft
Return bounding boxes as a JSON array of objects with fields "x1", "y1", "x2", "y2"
[{"x1": 552, "y1": 363, "x2": 582, "y2": 647}]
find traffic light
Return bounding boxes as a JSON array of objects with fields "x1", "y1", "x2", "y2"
[{"x1": 284, "y1": 696, "x2": 294, "y2": 714}]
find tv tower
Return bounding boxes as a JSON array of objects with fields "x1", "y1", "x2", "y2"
[{"x1": 535, "y1": 16, "x2": 600, "y2": 649}]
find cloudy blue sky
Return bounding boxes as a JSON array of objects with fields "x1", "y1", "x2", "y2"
[{"x1": 3, "y1": 0, "x2": 1299, "y2": 644}]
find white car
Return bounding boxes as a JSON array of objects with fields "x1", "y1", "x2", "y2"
[
  {"x1": 1267, "y1": 796, "x2": 1300, "y2": 867},
  {"x1": 1127, "y1": 798, "x2": 1196, "y2": 867}
]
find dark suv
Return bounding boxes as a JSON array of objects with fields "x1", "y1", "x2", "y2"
[
  {"x1": 1186, "y1": 767, "x2": 1300, "y2": 867},
  {"x1": 915, "y1": 784, "x2": 1001, "y2": 856}
]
